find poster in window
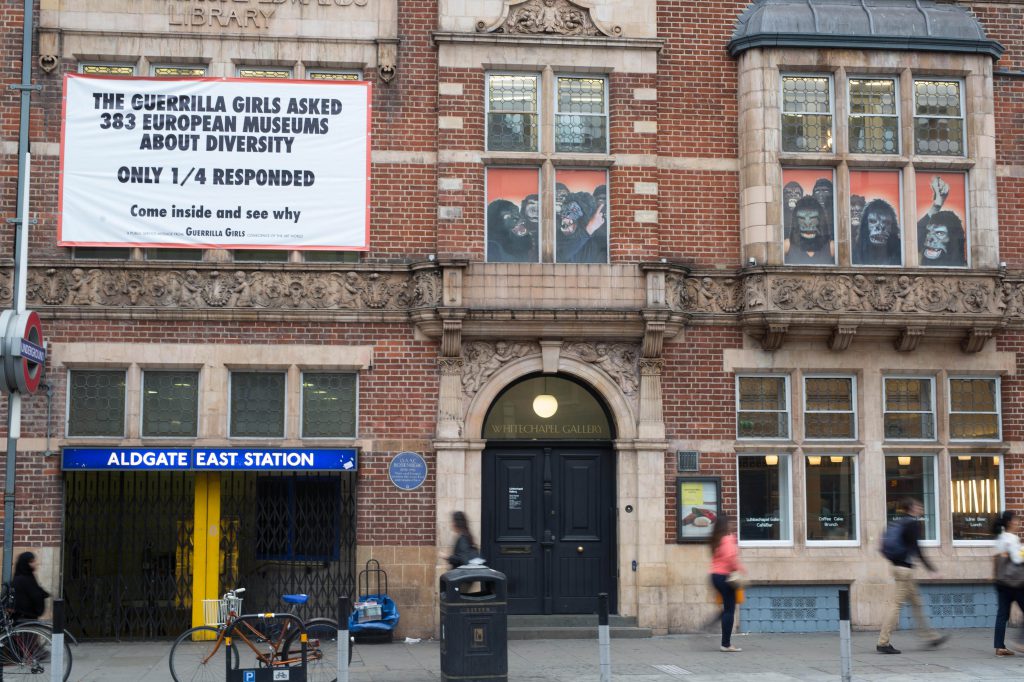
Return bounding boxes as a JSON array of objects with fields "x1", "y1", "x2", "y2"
[
  {"x1": 554, "y1": 169, "x2": 608, "y2": 263},
  {"x1": 676, "y1": 477, "x2": 721, "y2": 543},
  {"x1": 486, "y1": 167, "x2": 540, "y2": 263},
  {"x1": 915, "y1": 172, "x2": 968, "y2": 267},
  {"x1": 850, "y1": 170, "x2": 902, "y2": 266},
  {"x1": 782, "y1": 168, "x2": 835, "y2": 265}
]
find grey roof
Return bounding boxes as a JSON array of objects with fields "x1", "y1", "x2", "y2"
[{"x1": 728, "y1": 0, "x2": 1004, "y2": 59}]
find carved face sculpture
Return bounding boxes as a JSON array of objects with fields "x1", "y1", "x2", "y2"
[
  {"x1": 783, "y1": 181, "x2": 804, "y2": 210},
  {"x1": 850, "y1": 195, "x2": 865, "y2": 230}
]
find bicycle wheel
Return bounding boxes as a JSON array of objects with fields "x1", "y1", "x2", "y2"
[
  {"x1": 10, "y1": 624, "x2": 73, "y2": 681},
  {"x1": 282, "y1": 617, "x2": 341, "y2": 682},
  {"x1": 169, "y1": 625, "x2": 237, "y2": 682},
  {"x1": 0, "y1": 625, "x2": 71, "y2": 679}
]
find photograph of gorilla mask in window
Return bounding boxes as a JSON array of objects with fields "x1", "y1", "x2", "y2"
[
  {"x1": 916, "y1": 173, "x2": 968, "y2": 267},
  {"x1": 782, "y1": 169, "x2": 835, "y2": 266},
  {"x1": 555, "y1": 169, "x2": 608, "y2": 264},
  {"x1": 850, "y1": 170, "x2": 902, "y2": 266},
  {"x1": 486, "y1": 167, "x2": 540, "y2": 263}
]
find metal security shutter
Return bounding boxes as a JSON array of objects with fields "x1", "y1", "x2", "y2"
[
  {"x1": 741, "y1": 585, "x2": 840, "y2": 633},
  {"x1": 899, "y1": 583, "x2": 995, "y2": 629}
]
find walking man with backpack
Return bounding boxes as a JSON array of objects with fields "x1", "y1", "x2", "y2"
[{"x1": 877, "y1": 497, "x2": 949, "y2": 654}]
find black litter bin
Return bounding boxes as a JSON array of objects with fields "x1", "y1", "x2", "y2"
[{"x1": 439, "y1": 566, "x2": 507, "y2": 682}]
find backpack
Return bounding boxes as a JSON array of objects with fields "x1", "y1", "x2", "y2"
[{"x1": 880, "y1": 517, "x2": 909, "y2": 563}]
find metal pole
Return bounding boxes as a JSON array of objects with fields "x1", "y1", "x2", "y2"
[
  {"x1": 838, "y1": 587, "x2": 852, "y2": 682},
  {"x1": 338, "y1": 595, "x2": 350, "y2": 682},
  {"x1": 597, "y1": 592, "x2": 611, "y2": 682},
  {"x1": 50, "y1": 599, "x2": 64, "y2": 682}
]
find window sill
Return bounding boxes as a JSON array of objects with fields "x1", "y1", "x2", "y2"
[{"x1": 482, "y1": 151, "x2": 615, "y2": 167}]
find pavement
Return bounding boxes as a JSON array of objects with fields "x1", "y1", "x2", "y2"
[{"x1": 67, "y1": 627, "x2": 1024, "y2": 681}]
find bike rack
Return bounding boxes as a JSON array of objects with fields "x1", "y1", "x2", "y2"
[{"x1": 223, "y1": 613, "x2": 307, "y2": 682}]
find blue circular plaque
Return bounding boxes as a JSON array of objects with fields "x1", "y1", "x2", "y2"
[{"x1": 389, "y1": 451, "x2": 427, "y2": 491}]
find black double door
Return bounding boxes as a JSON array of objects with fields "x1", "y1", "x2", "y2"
[{"x1": 482, "y1": 444, "x2": 616, "y2": 615}]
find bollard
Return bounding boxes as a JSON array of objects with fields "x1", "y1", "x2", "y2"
[
  {"x1": 838, "y1": 587, "x2": 852, "y2": 682},
  {"x1": 597, "y1": 593, "x2": 611, "y2": 682},
  {"x1": 51, "y1": 599, "x2": 64, "y2": 682},
  {"x1": 338, "y1": 596, "x2": 351, "y2": 682}
]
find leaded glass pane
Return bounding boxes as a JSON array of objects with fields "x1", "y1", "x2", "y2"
[
  {"x1": 737, "y1": 377, "x2": 788, "y2": 439},
  {"x1": 738, "y1": 377, "x2": 786, "y2": 410},
  {"x1": 308, "y1": 71, "x2": 360, "y2": 81},
  {"x1": 806, "y1": 413, "x2": 855, "y2": 439},
  {"x1": 781, "y1": 76, "x2": 832, "y2": 152},
  {"x1": 487, "y1": 74, "x2": 539, "y2": 152},
  {"x1": 239, "y1": 68, "x2": 291, "y2": 79},
  {"x1": 302, "y1": 373, "x2": 357, "y2": 438},
  {"x1": 914, "y1": 80, "x2": 963, "y2": 156},
  {"x1": 555, "y1": 77, "x2": 607, "y2": 154},
  {"x1": 231, "y1": 372, "x2": 285, "y2": 437},
  {"x1": 68, "y1": 370, "x2": 126, "y2": 437},
  {"x1": 884, "y1": 378, "x2": 935, "y2": 440},
  {"x1": 805, "y1": 378, "x2": 852, "y2": 411},
  {"x1": 153, "y1": 66, "x2": 206, "y2": 77},
  {"x1": 849, "y1": 79, "x2": 898, "y2": 154},
  {"x1": 950, "y1": 378, "x2": 999, "y2": 440},
  {"x1": 143, "y1": 371, "x2": 199, "y2": 438},
  {"x1": 82, "y1": 64, "x2": 134, "y2": 76}
]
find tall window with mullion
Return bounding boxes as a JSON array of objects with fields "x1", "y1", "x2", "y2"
[
  {"x1": 142, "y1": 370, "x2": 199, "y2": 438},
  {"x1": 949, "y1": 377, "x2": 1000, "y2": 441},
  {"x1": 302, "y1": 372, "x2": 357, "y2": 438},
  {"x1": 883, "y1": 377, "x2": 935, "y2": 440},
  {"x1": 738, "y1": 455, "x2": 791, "y2": 542},
  {"x1": 885, "y1": 455, "x2": 938, "y2": 541},
  {"x1": 781, "y1": 75, "x2": 833, "y2": 153},
  {"x1": 486, "y1": 74, "x2": 539, "y2": 152},
  {"x1": 67, "y1": 369, "x2": 126, "y2": 437},
  {"x1": 255, "y1": 476, "x2": 341, "y2": 561},
  {"x1": 913, "y1": 79, "x2": 964, "y2": 156},
  {"x1": 555, "y1": 76, "x2": 607, "y2": 154},
  {"x1": 804, "y1": 376, "x2": 856, "y2": 440},
  {"x1": 230, "y1": 372, "x2": 286, "y2": 438},
  {"x1": 848, "y1": 78, "x2": 898, "y2": 154},
  {"x1": 736, "y1": 376, "x2": 789, "y2": 439}
]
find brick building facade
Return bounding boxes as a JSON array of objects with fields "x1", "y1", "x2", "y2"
[{"x1": 1, "y1": 0, "x2": 1023, "y2": 639}]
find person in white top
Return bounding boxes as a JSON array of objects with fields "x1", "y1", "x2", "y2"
[{"x1": 993, "y1": 510, "x2": 1024, "y2": 656}]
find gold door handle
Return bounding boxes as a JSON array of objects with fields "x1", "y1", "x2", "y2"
[{"x1": 577, "y1": 546, "x2": 584, "y2": 554}]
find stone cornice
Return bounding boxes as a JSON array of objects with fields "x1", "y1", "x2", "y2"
[{"x1": 432, "y1": 31, "x2": 663, "y2": 52}]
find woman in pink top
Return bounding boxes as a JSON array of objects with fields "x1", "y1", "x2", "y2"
[{"x1": 709, "y1": 512, "x2": 744, "y2": 652}]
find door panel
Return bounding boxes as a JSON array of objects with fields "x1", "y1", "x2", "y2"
[
  {"x1": 552, "y1": 451, "x2": 608, "y2": 612},
  {"x1": 485, "y1": 451, "x2": 543, "y2": 613}
]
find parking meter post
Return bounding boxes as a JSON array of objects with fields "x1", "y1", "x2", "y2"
[
  {"x1": 338, "y1": 596, "x2": 350, "y2": 682},
  {"x1": 597, "y1": 593, "x2": 610, "y2": 682},
  {"x1": 50, "y1": 599, "x2": 63, "y2": 682}
]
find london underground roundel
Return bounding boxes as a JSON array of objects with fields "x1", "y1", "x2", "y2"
[{"x1": 2, "y1": 310, "x2": 45, "y2": 394}]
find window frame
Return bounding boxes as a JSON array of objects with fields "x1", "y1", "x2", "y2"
[
  {"x1": 950, "y1": 454, "x2": 1003, "y2": 547},
  {"x1": 553, "y1": 73, "x2": 609, "y2": 155},
  {"x1": 300, "y1": 371, "x2": 359, "y2": 439},
  {"x1": 802, "y1": 374, "x2": 858, "y2": 441},
  {"x1": 804, "y1": 453, "x2": 860, "y2": 547},
  {"x1": 884, "y1": 454, "x2": 940, "y2": 546},
  {"x1": 912, "y1": 77, "x2": 967, "y2": 158},
  {"x1": 736, "y1": 453, "x2": 794, "y2": 547},
  {"x1": 79, "y1": 63, "x2": 135, "y2": 76},
  {"x1": 140, "y1": 369, "x2": 201, "y2": 439},
  {"x1": 150, "y1": 65, "x2": 208, "y2": 77},
  {"x1": 65, "y1": 368, "x2": 128, "y2": 439},
  {"x1": 228, "y1": 370, "x2": 288, "y2": 439},
  {"x1": 735, "y1": 374, "x2": 791, "y2": 441},
  {"x1": 236, "y1": 66, "x2": 293, "y2": 79},
  {"x1": 780, "y1": 72, "x2": 835, "y2": 154},
  {"x1": 306, "y1": 69, "x2": 363, "y2": 81},
  {"x1": 882, "y1": 375, "x2": 937, "y2": 442},
  {"x1": 485, "y1": 71, "x2": 541, "y2": 153},
  {"x1": 846, "y1": 75, "x2": 901, "y2": 155},
  {"x1": 948, "y1": 376, "x2": 1002, "y2": 442}
]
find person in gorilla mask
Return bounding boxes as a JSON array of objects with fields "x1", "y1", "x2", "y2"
[
  {"x1": 784, "y1": 195, "x2": 833, "y2": 265},
  {"x1": 486, "y1": 198, "x2": 536, "y2": 262},
  {"x1": 556, "y1": 191, "x2": 607, "y2": 263}
]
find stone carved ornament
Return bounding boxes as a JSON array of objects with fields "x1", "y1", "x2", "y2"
[
  {"x1": 561, "y1": 341, "x2": 639, "y2": 397},
  {"x1": 462, "y1": 341, "x2": 539, "y2": 397},
  {"x1": 477, "y1": 0, "x2": 621, "y2": 37},
  {"x1": 24, "y1": 266, "x2": 442, "y2": 311}
]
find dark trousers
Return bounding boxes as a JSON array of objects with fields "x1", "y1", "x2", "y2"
[
  {"x1": 711, "y1": 573, "x2": 736, "y2": 647},
  {"x1": 995, "y1": 583, "x2": 1024, "y2": 649}
]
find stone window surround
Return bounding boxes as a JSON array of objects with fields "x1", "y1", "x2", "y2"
[
  {"x1": 738, "y1": 48, "x2": 997, "y2": 270},
  {"x1": 55, "y1": 342, "x2": 371, "y2": 445}
]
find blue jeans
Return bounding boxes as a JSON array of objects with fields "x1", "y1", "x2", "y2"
[
  {"x1": 711, "y1": 573, "x2": 736, "y2": 647},
  {"x1": 995, "y1": 583, "x2": 1024, "y2": 649}
]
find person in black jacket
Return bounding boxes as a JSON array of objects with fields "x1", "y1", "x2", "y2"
[
  {"x1": 446, "y1": 511, "x2": 483, "y2": 569},
  {"x1": 11, "y1": 551, "x2": 49, "y2": 621},
  {"x1": 876, "y1": 498, "x2": 948, "y2": 654}
]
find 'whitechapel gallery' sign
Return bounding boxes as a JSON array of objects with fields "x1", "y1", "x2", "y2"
[{"x1": 59, "y1": 74, "x2": 371, "y2": 250}]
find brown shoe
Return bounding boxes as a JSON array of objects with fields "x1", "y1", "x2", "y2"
[{"x1": 997, "y1": 648, "x2": 1015, "y2": 657}]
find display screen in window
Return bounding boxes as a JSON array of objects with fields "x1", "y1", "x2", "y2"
[
  {"x1": 884, "y1": 456, "x2": 937, "y2": 541},
  {"x1": 951, "y1": 456, "x2": 1000, "y2": 541},
  {"x1": 738, "y1": 456, "x2": 790, "y2": 542},
  {"x1": 805, "y1": 456, "x2": 856, "y2": 541}
]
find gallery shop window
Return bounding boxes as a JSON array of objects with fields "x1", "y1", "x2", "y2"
[
  {"x1": 141, "y1": 370, "x2": 199, "y2": 438},
  {"x1": 737, "y1": 455, "x2": 792, "y2": 544},
  {"x1": 883, "y1": 376, "x2": 935, "y2": 441},
  {"x1": 781, "y1": 75, "x2": 833, "y2": 153},
  {"x1": 736, "y1": 375, "x2": 790, "y2": 440},
  {"x1": 229, "y1": 372, "x2": 286, "y2": 438},
  {"x1": 67, "y1": 369, "x2": 127, "y2": 438},
  {"x1": 848, "y1": 77, "x2": 898, "y2": 154},
  {"x1": 914, "y1": 79, "x2": 964, "y2": 156},
  {"x1": 948, "y1": 377, "x2": 1001, "y2": 442},
  {"x1": 255, "y1": 476, "x2": 341, "y2": 561},
  {"x1": 803, "y1": 375, "x2": 856, "y2": 440},
  {"x1": 486, "y1": 74, "x2": 539, "y2": 152},
  {"x1": 486, "y1": 167, "x2": 608, "y2": 264},
  {"x1": 884, "y1": 455, "x2": 938, "y2": 542},
  {"x1": 805, "y1": 455, "x2": 858, "y2": 544},
  {"x1": 951, "y1": 455, "x2": 1001, "y2": 543},
  {"x1": 301, "y1": 373, "x2": 357, "y2": 439}
]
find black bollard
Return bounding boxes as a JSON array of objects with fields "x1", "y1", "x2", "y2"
[
  {"x1": 597, "y1": 593, "x2": 610, "y2": 682},
  {"x1": 338, "y1": 596, "x2": 351, "y2": 682},
  {"x1": 51, "y1": 599, "x2": 64, "y2": 682},
  {"x1": 838, "y1": 587, "x2": 851, "y2": 682}
]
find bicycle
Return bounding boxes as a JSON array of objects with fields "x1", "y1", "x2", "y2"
[
  {"x1": 169, "y1": 587, "x2": 347, "y2": 682},
  {"x1": 0, "y1": 584, "x2": 73, "y2": 680}
]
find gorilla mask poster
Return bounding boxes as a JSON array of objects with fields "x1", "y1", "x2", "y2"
[
  {"x1": 555, "y1": 169, "x2": 608, "y2": 264},
  {"x1": 486, "y1": 167, "x2": 540, "y2": 263},
  {"x1": 915, "y1": 172, "x2": 968, "y2": 267},
  {"x1": 850, "y1": 170, "x2": 902, "y2": 266},
  {"x1": 782, "y1": 168, "x2": 835, "y2": 266}
]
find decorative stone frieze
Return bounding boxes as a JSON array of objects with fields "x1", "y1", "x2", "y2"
[
  {"x1": 461, "y1": 341, "x2": 539, "y2": 397},
  {"x1": 561, "y1": 341, "x2": 640, "y2": 398},
  {"x1": 477, "y1": 0, "x2": 621, "y2": 37}
]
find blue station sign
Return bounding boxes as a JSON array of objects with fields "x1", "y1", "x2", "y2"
[{"x1": 62, "y1": 447, "x2": 357, "y2": 472}]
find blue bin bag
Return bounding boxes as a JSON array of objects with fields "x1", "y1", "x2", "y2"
[{"x1": 348, "y1": 593, "x2": 399, "y2": 634}]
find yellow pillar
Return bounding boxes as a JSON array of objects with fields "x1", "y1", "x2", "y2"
[{"x1": 191, "y1": 472, "x2": 221, "y2": 630}]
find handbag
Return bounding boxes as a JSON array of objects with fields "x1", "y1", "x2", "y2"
[
  {"x1": 996, "y1": 555, "x2": 1024, "y2": 589},
  {"x1": 726, "y1": 571, "x2": 746, "y2": 590}
]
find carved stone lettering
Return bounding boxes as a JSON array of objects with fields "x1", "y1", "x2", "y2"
[{"x1": 165, "y1": 0, "x2": 370, "y2": 31}]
